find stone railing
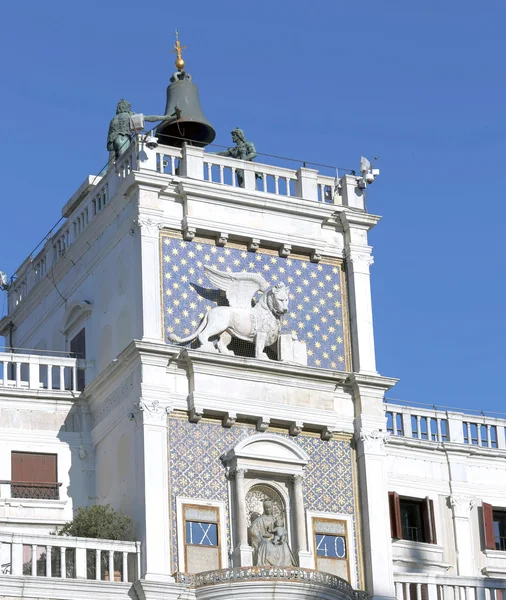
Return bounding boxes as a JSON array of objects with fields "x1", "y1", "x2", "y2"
[
  {"x1": 8, "y1": 154, "x2": 121, "y2": 313},
  {"x1": 0, "y1": 531, "x2": 140, "y2": 582},
  {"x1": 175, "y1": 566, "x2": 366, "y2": 597},
  {"x1": 385, "y1": 402, "x2": 506, "y2": 449},
  {"x1": 0, "y1": 352, "x2": 85, "y2": 392},
  {"x1": 144, "y1": 143, "x2": 359, "y2": 207},
  {"x1": 7, "y1": 140, "x2": 363, "y2": 312},
  {"x1": 394, "y1": 574, "x2": 506, "y2": 600}
]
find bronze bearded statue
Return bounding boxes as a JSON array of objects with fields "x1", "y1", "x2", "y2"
[
  {"x1": 107, "y1": 99, "x2": 181, "y2": 162},
  {"x1": 216, "y1": 129, "x2": 257, "y2": 187}
]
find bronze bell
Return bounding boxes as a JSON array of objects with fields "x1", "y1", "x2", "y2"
[{"x1": 157, "y1": 71, "x2": 215, "y2": 148}]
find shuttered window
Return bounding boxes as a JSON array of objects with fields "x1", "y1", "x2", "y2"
[
  {"x1": 11, "y1": 452, "x2": 59, "y2": 500},
  {"x1": 482, "y1": 502, "x2": 506, "y2": 551},
  {"x1": 388, "y1": 492, "x2": 436, "y2": 544}
]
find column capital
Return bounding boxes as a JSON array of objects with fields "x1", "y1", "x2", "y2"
[
  {"x1": 356, "y1": 428, "x2": 390, "y2": 454},
  {"x1": 293, "y1": 473, "x2": 305, "y2": 485},
  {"x1": 227, "y1": 467, "x2": 248, "y2": 479},
  {"x1": 136, "y1": 215, "x2": 165, "y2": 237},
  {"x1": 448, "y1": 495, "x2": 477, "y2": 518},
  {"x1": 344, "y1": 248, "x2": 374, "y2": 273},
  {"x1": 133, "y1": 399, "x2": 170, "y2": 425}
]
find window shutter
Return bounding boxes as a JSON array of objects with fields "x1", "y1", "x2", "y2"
[
  {"x1": 421, "y1": 497, "x2": 437, "y2": 544},
  {"x1": 11, "y1": 452, "x2": 24, "y2": 482},
  {"x1": 11, "y1": 452, "x2": 57, "y2": 483},
  {"x1": 389, "y1": 492, "x2": 402, "y2": 539},
  {"x1": 482, "y1": 502, "x2": 495, "y2": 550},
  {"x1": 429, "y1": 499, "x2": 437, "y2": 545}
]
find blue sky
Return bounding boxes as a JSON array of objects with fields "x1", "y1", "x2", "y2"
[{"x1": 1, "y1": 0, "x2": 505, "y2": 414}]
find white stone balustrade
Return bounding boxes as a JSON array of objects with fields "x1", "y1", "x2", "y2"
[
  {"x1": 0, "y1": 531, "x2": 140, "y2": 582},
  {"x1": 0, "y1": 353, "x2": 85, "y2": 392},
  {"x1": 155, "y1": 146, "x2": 182, "y2": 175},
  {"x1": 394, "y1": 574, "x2": 506, "y2": 600},
  {"x1": 7, "y1": 140, "x2": 358, "y2": 312},
  {"x1": 385, "y1": 402, "x2": 506, "y2": 449}
]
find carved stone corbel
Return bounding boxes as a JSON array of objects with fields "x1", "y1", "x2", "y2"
[
  {"x1": 321, "y1": 426, "x2": 337, "y2": 441},
  {"x1": 310, "y1": 250, "x2": 322, "y2": 263},
  {"x1": 183, "y1": 226, "x2": 196, "y2": 241},
  {"x1": 248, "y1": 238, "x2": 261, "y2": 252},
  {"x1": 256, "y1": 416, "x2": 270, "y2": 432},
  {"x1": 222, "y1": 412, "x2": 237, "y2": 428},
  {"x1": 279, "y1": 244, "x2": 291, "y2": 258},
  {"x1": 189, "y1": 407, "x2": 203, "y2": 423},
  {"x1": 216, "y1": 233, "x2": 228, "y2": 247},
  {"x1": 289, "y1": 421, "x2": 304, "y2": 436}
]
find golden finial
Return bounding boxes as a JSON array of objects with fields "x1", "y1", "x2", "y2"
[{"x1": 171, "y1": 29, "x2": 186, "y2": 71}]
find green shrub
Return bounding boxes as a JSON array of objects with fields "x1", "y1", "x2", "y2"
[{"x1": 57, "y1": 504, "x2": 135, "y2": 541}]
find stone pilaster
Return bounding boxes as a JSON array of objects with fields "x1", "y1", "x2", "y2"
[
  {"x1": 293, "y1": 474, "x2": 311, "y2": 568},
  {"x1": 137, "y1": 213, "x2": 164, "y2": 344},
  {"x1": 351, "y1": 375, "x2": 397, "y2": 600},
  {"x1": 448, "y1": 494, "x2": 477, "y2": 575},
  {"x1": 232, "y1": 468, "x2": 254, "y2": 566},
  {"x1": 340, "y1": 212, "x2": 378, "y2": 375},
  {"x1": 134, "y1": 397, "x2": 173, "y2": 581}
]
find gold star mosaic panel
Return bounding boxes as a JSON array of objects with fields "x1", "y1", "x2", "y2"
[{"x1": 161, "y1": 232, "x2": 350, "y2": 370}]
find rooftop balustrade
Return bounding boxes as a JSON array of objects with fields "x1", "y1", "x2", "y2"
[
  {"x1": 385, "y1": 401, "x2": 506, "y2": 449},
  {"x1": 0, "y1": 352, "x2": 85, "y2": 393},
  {"x1": 394, "y1": 573, "x2": 506, "y2": 600},
  {"x1": 0, "y1": 530, "x2": 140, "y2": 582},
  {"x1": 5, "y1": 140, "x2": 363, "y2": 314}
]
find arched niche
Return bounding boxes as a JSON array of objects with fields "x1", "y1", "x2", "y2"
[{"x1": 62, "y1": 300, "x2": 93, "y2": 336}]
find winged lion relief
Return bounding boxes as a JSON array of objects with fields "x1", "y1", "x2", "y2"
[{"x1": 169, "y1": 266, "x2": 289, "y2": 360}]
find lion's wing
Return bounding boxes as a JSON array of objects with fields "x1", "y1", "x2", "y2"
[{"x1": 204, "y1": 266, "x2": 269, "y2": 309}]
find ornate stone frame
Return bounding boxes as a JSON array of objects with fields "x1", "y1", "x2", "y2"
[
  {"x1": 306, "y1": 510, "x2": 358, "y2": 588},
  {"x1": 175, "y1": 496, "x2": 228, "y2": 574},
  {"x1": 222, "y1": 433, "x2": 312, "y2": 568}
]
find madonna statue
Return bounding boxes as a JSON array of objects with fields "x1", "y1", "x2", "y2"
[{"x1": 248, "y1": 499, "x2": 296, "y2": 566}]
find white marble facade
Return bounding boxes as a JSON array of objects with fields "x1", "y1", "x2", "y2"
[{"x1": 1, "y1": 139, "x2": 505, "y2": 600}]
